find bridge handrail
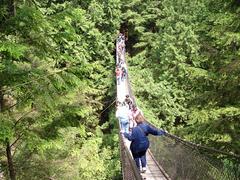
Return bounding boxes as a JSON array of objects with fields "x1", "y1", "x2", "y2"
[
  {"x1": 124, "y1": 42, "x2": 240, "y2": 160},
  {"x1": 116, "y1": 35, "x2": 143, "y2": 180},
  {"x1": 119, "y1": 131, "x2": 143, "y2": 180},
  {"x1": 165, "y1": 132, "x2": 240, "y2": 159},
  {"x1": 116, "y1": 34, "x2": 239, "y2": 180},
  {"x1": 120, "y1": 35, "x2": 239, "y2": 179}
]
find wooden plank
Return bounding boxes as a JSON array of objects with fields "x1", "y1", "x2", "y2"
[
  {"x1": 120, "y1": 78, "x2": 168, "y2": 180},
  {"x1": 140, "y1": 151, "x2": 167, "y2": 180},
  {"x1": 123, "y1": 138, "x2": 167, "y2": 180}
]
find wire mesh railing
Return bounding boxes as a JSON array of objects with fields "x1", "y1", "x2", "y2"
[
  {"x1": 118, "y1": 132, "x2": 143, "y2": 180},
  {"x1": 116, "y1": 34, "x2": 143, "y2": 180},
  {"x1": 116, "y1": 34, "x2": 240, "y2": 180},
  {"x1": 149, "y1": 135, "x2": 239, "y2": 180}
]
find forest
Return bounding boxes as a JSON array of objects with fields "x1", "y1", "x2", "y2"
[{"x1": 0, "y1": 0, "x2": 239, "y2": 179}]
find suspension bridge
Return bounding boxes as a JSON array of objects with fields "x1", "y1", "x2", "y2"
[{"x1": 115, "y1": 35, "x2": 240, "y2": 180}]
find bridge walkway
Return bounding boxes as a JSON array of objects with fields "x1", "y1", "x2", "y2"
[{"x1": 117, "y1": 61, "x2": 168, "y2": 180}]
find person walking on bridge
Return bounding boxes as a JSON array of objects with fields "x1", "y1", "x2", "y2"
[
  {"x1": 123, "y1": 113, "x2": 166, "y2": 173},
  {"x1": 115, "y1": 67, "x2": 122, "y2": 85},
  {"x1": 131, "y1": 105, "x2": 143, "y2": 119},
  {"x1": 125, "y1": 95, "x2": 133, "y2": 109},
  {"x1": 121, "y1": 66, "x2": 127, "y2": 81},
  {"x1": 116, "y1": 104, "x2": 130, "y2": 133},
  {"x1": 117, "y1": 33, "x2": 123, "y2": 43}
]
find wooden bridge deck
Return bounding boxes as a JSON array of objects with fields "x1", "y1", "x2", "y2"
[
  {"x1": 117, "y1": 39, "x2": 169, "y2": 180},
  {"x1": 123, "y1": 138, "x2": 168, "y2": 180},
  {"x1": 143, "y1": 151, "x2": 167, "y2": 180}
]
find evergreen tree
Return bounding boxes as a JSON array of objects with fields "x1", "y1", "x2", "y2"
[{"x1": 0, "y1": 0, "x2": 122, "y2": 179}]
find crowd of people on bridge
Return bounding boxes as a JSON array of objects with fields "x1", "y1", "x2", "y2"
[
  {"x1": 115, "y1": 65, "x2": 127, "y2": 85},
  {"x1": 116, "y1": 95, "x2": 166, "y2": 173},
  {"x1": 115, "y1": 95, "x2": 141, "y2": 133},
  {"x1": 116, "y1": 33, "x2": 127, "y2": 85},
  {"x1": 115, "y1": 33, "x2": 166, "y2": 174}
]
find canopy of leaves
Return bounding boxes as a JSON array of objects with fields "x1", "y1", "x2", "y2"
[
  {"x1": 1, "y1": 0, "x2": 240, "y2": 179},
  {"x1": 0, "y1": 0, "x2": 121, "y2": 179},
  {"x1": 122, "y1": 0, "x2": 240, "y2": 168}
]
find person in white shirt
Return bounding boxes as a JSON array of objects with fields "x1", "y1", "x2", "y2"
[{"x1": 116, "y1": 104, "x2": 130, "y2": 133}]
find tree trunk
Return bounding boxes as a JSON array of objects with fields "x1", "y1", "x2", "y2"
[
  {"x1": 0, "y1": 87, "x2": 16, "y2": 180},
  {"x1": 0, "y1": 87, "x2": 3, "y2": 112},
  {"x1": 6, "y1": 140, "x2": 16, "y2": 180},
  {"x1": 0, "y1": 86, "x2": 6, "y2": 179},
  {"x1": 8, "y1": 0, "x2": 16, "y2": 17}
]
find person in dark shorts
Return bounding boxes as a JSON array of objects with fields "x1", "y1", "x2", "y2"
[{"x1": 125, "y1": 95, "x2": 133, "y2": 109}]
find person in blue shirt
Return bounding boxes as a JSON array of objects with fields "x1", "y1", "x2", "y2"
[{"x1": 123, "y1": 112, "x2": 166, "y2": 173}]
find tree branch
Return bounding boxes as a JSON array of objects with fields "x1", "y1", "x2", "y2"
[
  {"x1": 14, "y1": 110, "x2": 34, "y2": 127},
  {"x1": 10, "y1": 133, "x2": 23, "y2": 148}
]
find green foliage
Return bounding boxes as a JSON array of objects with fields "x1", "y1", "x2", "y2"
[
  {"x1": 123, "y1": 0, "x2": 240, "y2": 170},
  {"x1": 0, "y1": 115, "x2": 14, "y2": 143},
  {"x1": 15, "y1": 127, "x2": 120, "y2": 180},
  {"x1": 1, "y1": 0, "x2": 239, "y2": 178},
  {"x1": 0, "y1": 0, "x2": 122, "y2": 179},
  {"x1": 0, "y1": 41, "x2": 27, "y2": 59}
]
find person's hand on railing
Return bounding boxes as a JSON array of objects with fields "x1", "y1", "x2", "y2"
[
  {"x1": 157, "y1": 129, "x2": 169, "y2": 136},
  {"x1": 158, "y1": 130, "x2": 166, "y2": 136}
]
